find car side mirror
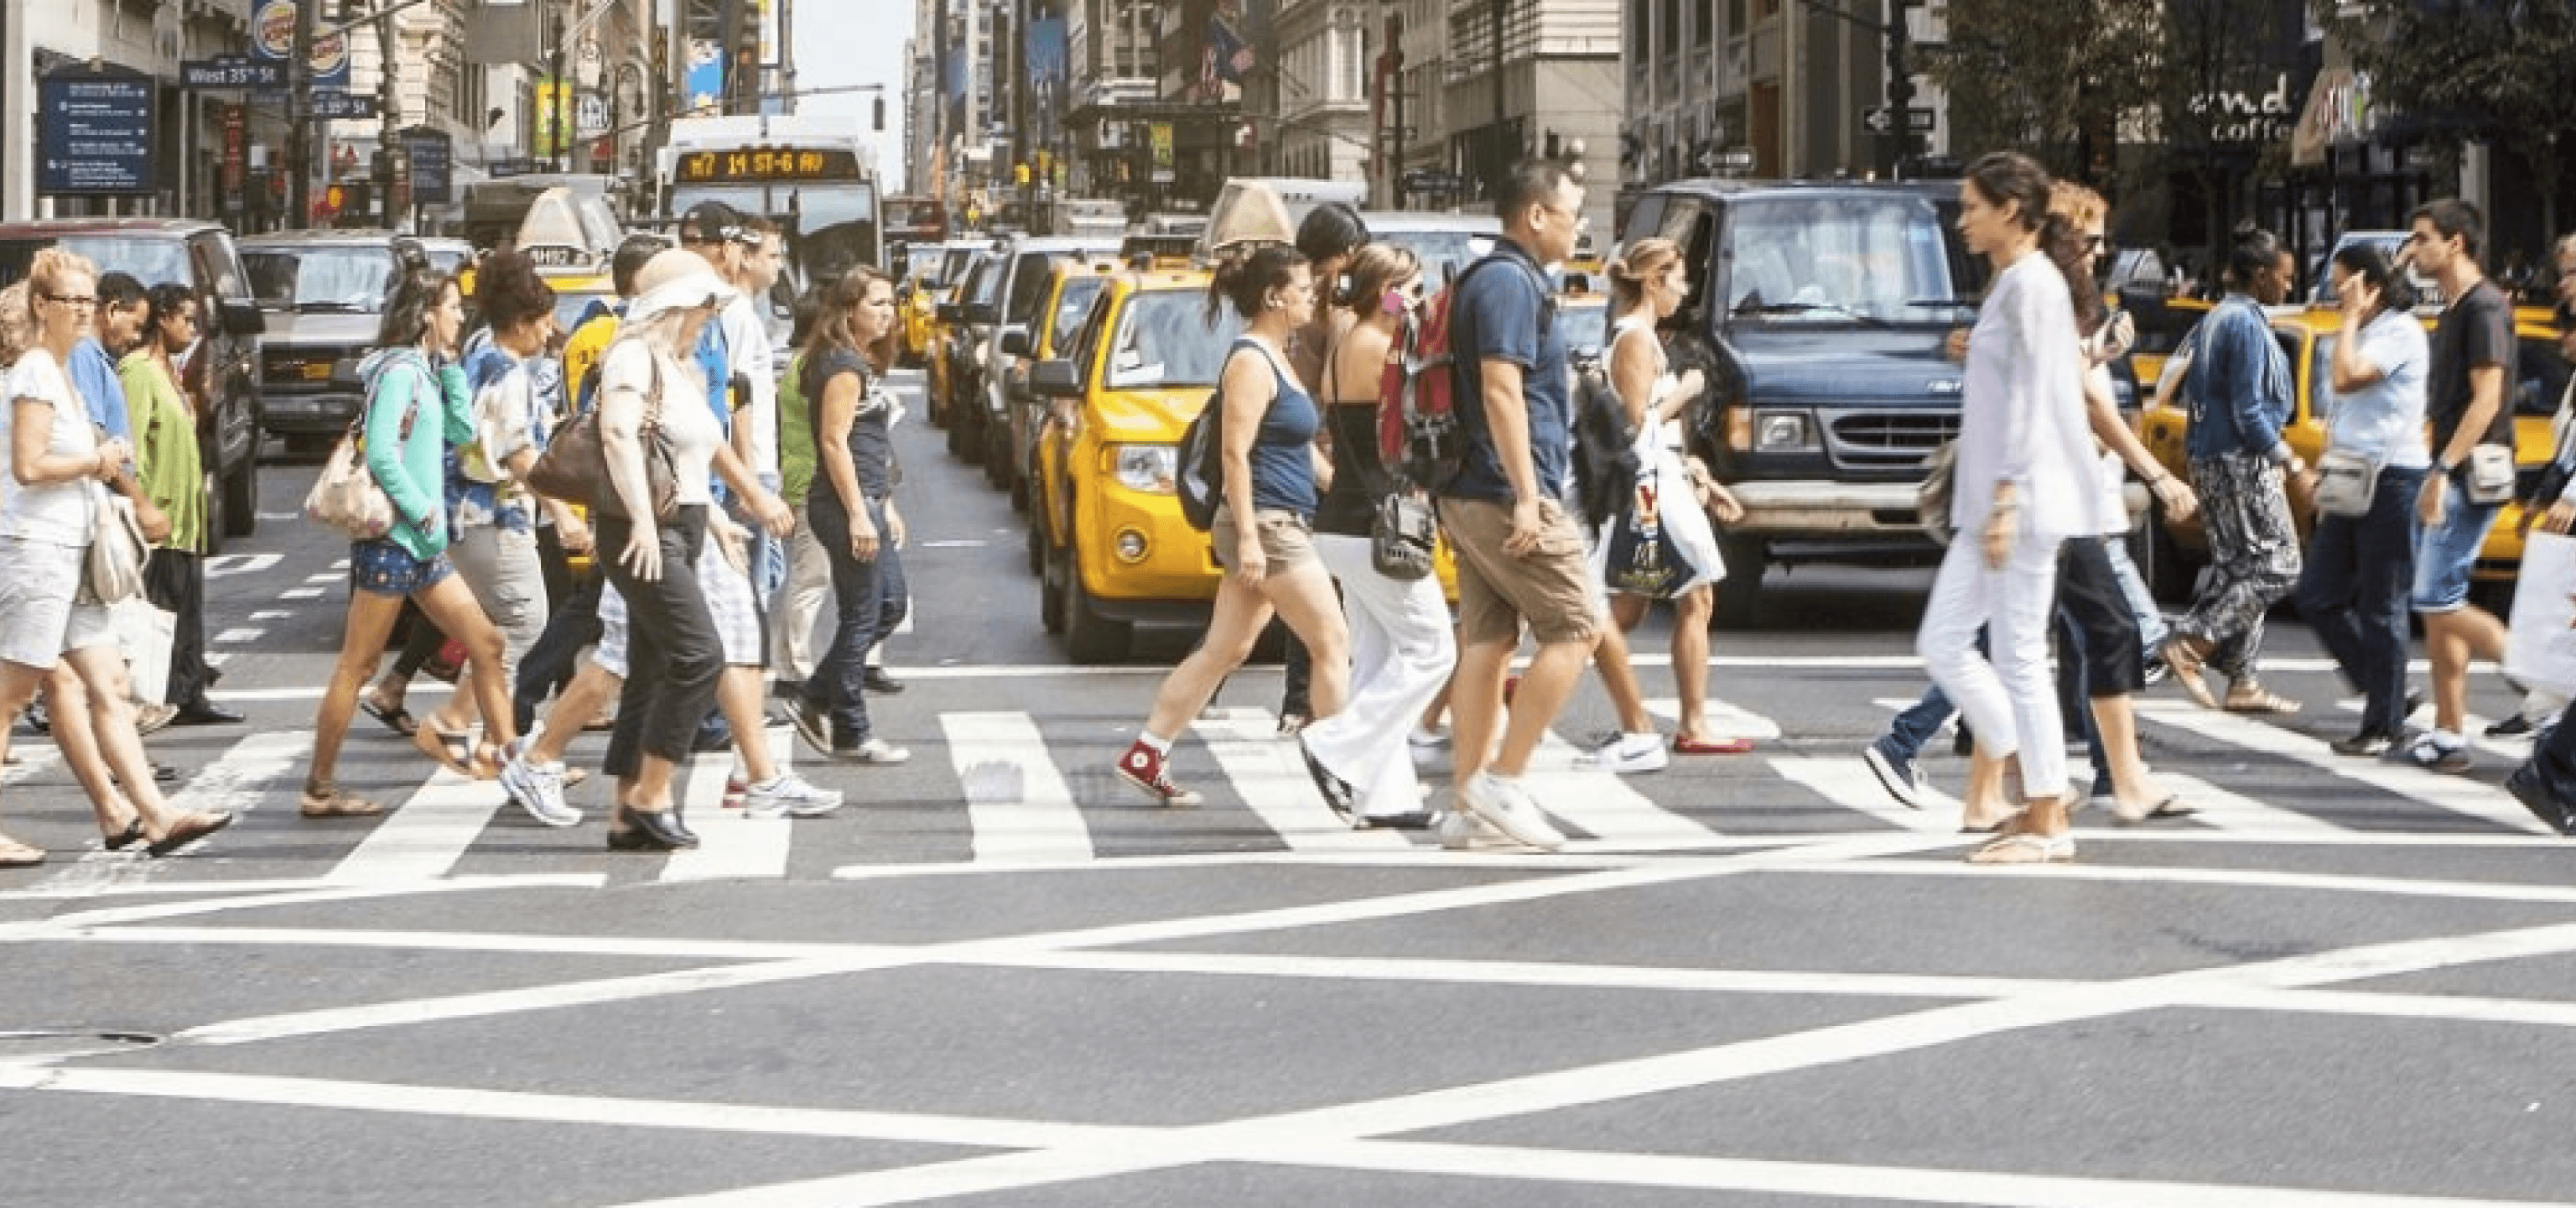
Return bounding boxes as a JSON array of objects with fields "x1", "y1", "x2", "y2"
[
  {"x1": 1031, "y1": 359, "x2": 1082, "y2": 398},
  {"x1": 998, "y1": 325, "x2": 1031, "y2": 358},
  {"x1": 217, "y1": 298, "x2": 266, "y2": 336}
]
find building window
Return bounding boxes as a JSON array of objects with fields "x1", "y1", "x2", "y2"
[
  {"x1": 1628, "y1": 0, "x2": 1648, "y2": 61},
  {"x1": 1338, "y1": 24, "x2": 1363, "y2": 102},
  {"x1": 1697, "y1": 0, "x2": 1715, "y2": 44},
  {"x1": 1661, "y1": 0, "x2": 1680, "y2": 54}
]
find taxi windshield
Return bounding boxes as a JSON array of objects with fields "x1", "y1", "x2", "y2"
[
  {"x1": 1106, "y1": 290, "x2": 1246, "y2": 389},
  {"x1": 1049, "y1": 276, "x2": 1109, "y2": 350},
  {"x1": 1723, "y1": 194, "x2": 1963, "y2": 325}
]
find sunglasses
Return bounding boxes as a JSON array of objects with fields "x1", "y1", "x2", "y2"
[{"x1": 42, "y1": 293, "x2": 97, "y2": 307}]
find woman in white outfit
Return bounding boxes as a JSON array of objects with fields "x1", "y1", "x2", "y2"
[
  {"x1": 1297, "y1": 244, "x2": 1452, "y2": 829},
  {"x1": 1919, "y1": 152, "x2": 2100, "y2": 864},
  {"x1": 1579, "y1": 237, "x2": 1750, "y2": 772},
  {"x1": 0, "y1": 258, "x2": 233, "y2": 864}
]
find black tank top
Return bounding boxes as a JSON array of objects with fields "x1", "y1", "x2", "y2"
[{"x1": 1313, "y1": 332, "x2": 1393, "y2": 538}]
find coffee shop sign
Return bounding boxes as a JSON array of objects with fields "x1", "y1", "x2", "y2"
[{"x1": 2189, "y1": 73, "x2": 2297, "y2": 145}]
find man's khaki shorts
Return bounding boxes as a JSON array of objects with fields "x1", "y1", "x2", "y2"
[
  {"x1": 1211, "y1": 507, "x2": 1322, "y2": 576},
  {"x1": 1438, "y1": 496, "x2": 1602, "y2": 648}
]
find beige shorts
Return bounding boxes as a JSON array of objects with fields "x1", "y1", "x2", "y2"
[
  {"x1": 1210, "y1": 507, "x2": 1321, "y2": 576},
  {"x1": 0, "y1": 537, "x2": 114, "y2": 671},
  {"x1": 1438, "y1": 497, "x2": 1602, "y2": 648}
]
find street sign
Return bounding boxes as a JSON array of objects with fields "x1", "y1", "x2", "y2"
[
  {"x1": 1906, "y1": 107, "x2": 1936, "y2": 133},
  {"x1": 1402, "y1": 169, "x2": 1464, "y2": 194},
  {"x1": 488, "y1": 157, "x2": 546, "y2": 178},
  {"x1": 1865, "y1": 107, "x2": 1937, "y2": 135},
  {"x1": 402, "y1": 128, "x2": 454, "y2": 207},
  {"x1": 575, "y1": 91, "x2": 610, "y2": 138},
  {"x1": 309, "y1": 92, "x2": 377, "y2": 120},
  {"x1": 1862, "y1": 107, "x2": 1892, "y2": 134},
  {"x1": 181, "y1": 57, "x2": 284, "y2": 90},
  {"x1": 37, "y1": 64, "x2": 155, "y2": 195}
]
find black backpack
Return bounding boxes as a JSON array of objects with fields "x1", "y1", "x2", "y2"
[
  {"x1": 1569, "y1": 349, "x2": 1642, "y2": 530},
  {"x1": 1176, "y1": 383, "x2": 1225, "y2": 532}
]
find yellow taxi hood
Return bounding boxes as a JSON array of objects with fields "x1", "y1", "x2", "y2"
[{"x1": 1088, "y1": 386, "x2": 1215, "y2": 441}]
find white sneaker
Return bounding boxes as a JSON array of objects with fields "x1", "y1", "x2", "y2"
[
  {"x1": 1575, "y1": 731, "x2": 1668, "y2": 774},
  {"x1": 745, "y1": 771, "x2": 843, "y2": 819},
  {"x1": 501, "y1": 756, "x2": 580, "y2": 828},
  {"x1": 1460, "y1": 772, "x2": 1565, "y2": 851},
  {"x1": 1436, "y1": 809, "x2": 1519, "y2": 851},
  {"x1": 837, "y1": 737, "x2": 911, "y2": 765}
]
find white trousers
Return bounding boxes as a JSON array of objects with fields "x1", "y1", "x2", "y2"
[
  {"x1": 1915, "y1": 529, "x2": 2067, "y2": 797},
  {"x1": 1301, "y1": 534, "x2": 1457, "y2": 818},
  {"x1": 770, "y1": 503, "x2": 837, "y2": 682}
]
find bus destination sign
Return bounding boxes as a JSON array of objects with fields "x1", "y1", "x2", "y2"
[{"x1": 676, "y1": 148, "x2": 864, "y2": 185}]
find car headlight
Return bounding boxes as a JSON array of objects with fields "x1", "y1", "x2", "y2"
[
  {"x1": 1753, "y1": 409, "x2": 1817, "y2": 452},
  {"x1": 1109, "y1": 443, "x2": 1177, "y2": 493}
]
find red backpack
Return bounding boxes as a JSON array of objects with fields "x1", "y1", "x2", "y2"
[{"x1": 1378, "y1": 256, "x2": 1529, "y2": 493}]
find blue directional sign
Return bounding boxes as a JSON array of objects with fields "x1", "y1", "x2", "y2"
[
  {"x1": 37, "y1": 64, "x2": 155, "y2": 195},
  {"x1": 181, "y1": 57, "x2": 285, "y2": 89},
  {"x1": 404, "y1": 128, "x2": 454, "y2": 206}
]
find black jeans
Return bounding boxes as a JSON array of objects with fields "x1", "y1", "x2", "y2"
[
  {"x1": 2057, "y1": 536, "x2": 2144, "y2": 700},
  {"x1": 514, "y1": 523, "x2": 603, "y2": 732},
  {"x1": 142, "y1": 548, "x2": 210, "y2": 708},
  {"x1": 2296, "y1": 464, "x2": 2425, "y2": 737},
  {"x1": 596, "y1": 508, "x2": 721, "y2": 778},
  {"x1": 806, "y1": 495, "x2": 908, "y2": 742}
]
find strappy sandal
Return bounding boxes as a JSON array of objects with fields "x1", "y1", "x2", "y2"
[
  {"x1": 2161, "y1": 637, "x2": 2220, "y2": 710},
  {"x1": 0, "y1": 835, "x2": 46, "y2": 868},
  {"x1": 2223, "y1": 684, "x2": 2302, "y2": 715},
  {"x1": 1966, "y1": 831, "x2": 2075, "y2": 864},
  {"x1": 361, "y1": 695, "x2": 418, "y2": 737},
  {"x1": 414, "y1": 725, "x2": 499, "y2": 779},
  {"x1": 2113, "y1": 794, "x2": 2200, "y2": 825},
  {"x1": 300, "y1": 783, "x2": 385, "y2": 819}
]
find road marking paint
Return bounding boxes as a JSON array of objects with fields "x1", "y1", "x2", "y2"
[
  {"x1": 203, "y1": 553, "x2": 283, "y2": 577},
  {"x1": 279, "y1": 587, "x2": 326, "y2": 599},
  {"x1": 986, "y1": 950, "x2": 2059, "y2": 999},
  {"x1": 2134, "y1": 771, "x2": 2347, "y2": 834},
  {"x1": 211, "y1": 683, "x2": 451, "y2": 703},
  {"x1": 659, "y1": 747, "x2": 792, "y2": 883},
  {"x1": 252, "y1": 512, "x2": 299, "y2": 522},
  {"x1": 39, "y1": 925, "x2": 873, "y2": 961},
  {"x1": 2334, "y1": 700, "x2": 2535, "y2": 766},
  {"x1": 249, "y1": 610, "x2": 293, "y2": 621},
  {"x1": 27, "y1": 732, "x2": 309, "y2": 896},
  {"x1": 943, "y1": 711, "x2": 1093, "y2": 863},
  {"x1": 306, "y1": 572, "x2": 341, "y2": 584},
  {"x1": 916, "y1": 539, "x2": 987, "y2": 548},
  {"x1": 2137, "y1": 701, "x2": 2553, "y2": 835},
  {"x1": 203, "y1": 653, "x2": 230, "y2": 667},
  {"x1": 329, "y1": 558, "x2": 349, "y2": 570},
  {"x1": 1, "y1": 741, "x2": 62, "y2": 786},
  {"x1": 27, "y1": 875, "x2": 607, "y2": 928},
  {"x1": 1643, "y1": 696, "x2": 1782, "y2": 741},
  {"x1": 1526, "y1": 731, "x2": 1728, "y2": 846},
  {"x1": 321, "y1": 768, "x2": 501, "y2": 884},
  {"x1": 211, "y1": 627, "x2": 265, "y2": 643},
  {"x1": 1191, "y1": 709, "x2": 1412, "y2": 853},
  {"x1": 1766, "y1": 755, "x2": 1956, "y2": 833},
  {"x1": 1787, "y1": 857, "x2": 2576, "y2": 907}
]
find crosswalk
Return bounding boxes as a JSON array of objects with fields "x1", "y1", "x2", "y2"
[{"x1": 0, "y1": 694, "x2": 2566, "y2": 895}]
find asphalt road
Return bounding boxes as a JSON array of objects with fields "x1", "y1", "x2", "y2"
[{"x1": 3, "y1": 369, "x2": 2573, "y2": 1207}]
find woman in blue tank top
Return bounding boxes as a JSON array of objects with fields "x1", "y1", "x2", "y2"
[{"x1": 1114, "y1": 244, "x2": 1356, "y2": 812}]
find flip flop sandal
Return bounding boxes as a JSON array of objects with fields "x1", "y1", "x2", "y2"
[
  {"x1": 414, "y1": 725, "x2": 497, "y2": 779},
  {"x1": 147, "y1": 810, "x2": 236, "y2": 858},
  {"x1": 361, "y1": 697, "x2": 418, "y2": 737},
  {"x1": 101, "y1": 818, "x2": 147, "y2": 851},
  {"x1": 299, "y1": 784, "x2": 385, "y2": 819},
  {"x1": 2114, "y1": 794, "x2": 2200, "y2": 825},
  {"x1": 2223, "y1": 688, "x2": 2302, "y2": 715},
  {"x1": 1673, "y1": 735, "x2": 1757, "y2": 755},
  {"x1": 1966, "y1": 831, "x2": 2075, "y2": 865}
]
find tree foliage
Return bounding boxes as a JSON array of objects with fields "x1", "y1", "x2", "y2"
[
  {"x1": 1929, "y1": 0, "x2": 2164, "y2": 187},
  {"x1": 2323, "y1": 0, "x2": 2576, "y2": 199}
]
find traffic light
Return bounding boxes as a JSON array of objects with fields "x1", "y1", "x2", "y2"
[
  {"x1": 1014, "y1": 161, "x2": 1031, "y2": 186},
  {"x1": 874, "y1": 96, "x2": 886, "y2": 130}
]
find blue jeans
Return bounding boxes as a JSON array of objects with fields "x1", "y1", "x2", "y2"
[
  {"x1": 1884, "y1": 684, "x2": 1955, "y2": 763},
  {"x1": 2106, "y1": 538, "x2": 2168, "y2": 654},
  {"x1": 2300, "y1": 465, "x2": 2425, "y2": 737},
  {"x1": 2411, "y1": 474, "x2": 2501, "y2": 614},
  {"x1": 805, "y1": 496, "x2": 909, "y2": 742}
]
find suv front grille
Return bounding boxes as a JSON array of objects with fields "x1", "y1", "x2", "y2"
[{"x1": 1823, "y1": 409, "x2": 1961, "y2": 471}]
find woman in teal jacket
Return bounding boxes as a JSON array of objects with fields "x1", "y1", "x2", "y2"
[{"x1": 301, "y1": 266, "x2": 522, "y2": 817}]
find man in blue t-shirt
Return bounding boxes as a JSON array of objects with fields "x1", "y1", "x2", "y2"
[{"x1": 1436, "y1": 158, "x2": 1598, "y2": 853}]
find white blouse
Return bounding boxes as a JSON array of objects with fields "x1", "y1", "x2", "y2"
[{"x1": 1955, "y1": 253, "x2": 2103, "y2": 541}]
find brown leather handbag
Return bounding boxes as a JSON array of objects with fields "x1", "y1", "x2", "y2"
[{"x1": 527, "y1": 343, "x2": 678, "y2": 520}]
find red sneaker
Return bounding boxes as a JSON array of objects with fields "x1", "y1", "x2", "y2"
[
  {"x1": 1115, "y1": 740, "x2": 1204, "y2": 808},
  {"x1": 723, "y1": 776, "x2": 748, "y2": 810}
]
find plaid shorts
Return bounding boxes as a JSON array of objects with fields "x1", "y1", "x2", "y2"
[{"x1": 590, "y1": 535, "x2": 764, "y2": 678}]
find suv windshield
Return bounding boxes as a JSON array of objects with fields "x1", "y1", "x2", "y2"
[
  {"x1": 1050, "y1": 276, "x2": 1109, "y2": 351},
  {"x1": 243, "y1": 247, "x2": 397, "y2": 311},
  {"x1": 1106, "y1": 290, "x2": 1246, "y2": 390},
  {"x1": 0, "y1": 236, "x2": 193, "y2": 289},
  {"x1": 1723, "y1": 194, "x2": 1962, "y2": 325}
]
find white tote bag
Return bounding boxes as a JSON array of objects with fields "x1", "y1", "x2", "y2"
[
  {"x1": 2506, "y1": 531, "x2": 2576, "y2": 700},
  {"x1": 109, "y1": 596, "x2": 176, "y2": 706}
]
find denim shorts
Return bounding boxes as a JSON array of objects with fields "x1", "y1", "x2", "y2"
[
  {"x1": 351, "y1": 539, "x2": 456, "y2": 599},
  {"x1": 2410, "y1": 476, "x2": 2501, "y2": 613}
]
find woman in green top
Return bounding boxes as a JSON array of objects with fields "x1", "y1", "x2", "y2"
[
  {"x1": 121, "y1": 284, "x2": 234, "y2": 722},
  {"x1": 301, "y1": 267, "x2": 521, "y2": 817}
]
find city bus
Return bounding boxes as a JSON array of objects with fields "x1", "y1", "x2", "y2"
[{"x1": 660, "y1": 115, "x2": 883, "y2": 292}]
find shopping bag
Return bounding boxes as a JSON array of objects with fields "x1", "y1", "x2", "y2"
[
  {"x1": 109, "y1": 596, "x2": 176, "y2": 706},
  {"x1": 1601, "y1": 471, "x2": 1688, "y2": 600},
  {"x1": 2506, "y1": 531, "x2": 2576, "y2": 699}
]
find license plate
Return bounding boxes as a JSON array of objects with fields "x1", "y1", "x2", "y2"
[{"x1": 302, "y1": 362, "x2": 333, "y2": 381}]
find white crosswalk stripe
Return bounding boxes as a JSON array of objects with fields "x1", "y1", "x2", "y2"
[
  {"x1": 1192, "y1": 708, "x2": 1412, "y2": 852},
  {"x1": 32, "y1": 732, "x2": 309, "y2": 893},
  {"x1": 324, "y1": 768, "x2": 501, "y2": 883},
  {"x1": 943, "y1": 711, "x2": 1094, "y2": 863},
  {"x1": 658, "y1": 752, "x2": 789, "y2": 883},
  {"x1": 1767, "y1": 756, "x2": 1956, "y2": 834},
  {"x1": 1525, "y1": 732, "x2": 1728, "y2": 846},
  {"x1": 2136, "y1": 701, "x2": 2555, "y2": 835}
]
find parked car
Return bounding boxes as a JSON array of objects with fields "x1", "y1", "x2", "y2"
[
  {"x1": 0, "y1": 218, "x2": 266, "y2": 551},
  {"x1": 1617, "y1": 180, "x2": 1987, "y2": 623},
  {"x1": 2137, "y1": 301, "x2": 2567, "y2": 609},
  {"x1": 240, "y1": 230, "x2": 410, "y2": 452},
  {"x1": 930, "y1": 248, "x2": 1000, "y2": 438}
]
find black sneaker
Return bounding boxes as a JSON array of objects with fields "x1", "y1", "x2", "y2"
[
  {"x1": 787, "y1": 698, "x2": 836, "y2": 758},
  {"x1": 2330, "y1": 732, "x2": 2395, "y2": 758},
  {"x1": 863, "y1": 667, "x2": 906, "y2": 695},
  {"x1": 2506, "y1": 761, "x2": 2576, "y2": 836},
  {"x1": 1298, "y1": 737, "x2": 1360, "y2": 828}
]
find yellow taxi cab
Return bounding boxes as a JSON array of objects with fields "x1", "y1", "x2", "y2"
[
  {"x1": 1010, "y1": 256, "x2": 1124, "y2": 523},
  {"x1": 2137, "y1": 302, "x2": 2566, "y2": 604},
  {"x1": 1028, "y1": 265, "x2": 1237, "y2": 661},
  {"x1": 897, "y1": 242, "x2": 946, "y2": 366}
]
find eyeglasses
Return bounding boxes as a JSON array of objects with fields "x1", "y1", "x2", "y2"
[{"x1": 42, "y1": 294, "x2": 97, "y2": 308}]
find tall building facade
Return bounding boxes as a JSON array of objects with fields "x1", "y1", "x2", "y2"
[{"x1": 2, "y1": 0, "x2": 267, "y2": 221}]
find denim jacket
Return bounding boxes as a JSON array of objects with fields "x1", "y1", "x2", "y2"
[{"x1": 2183, "y1": 294, "x2": 2294, "y2": 462}]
